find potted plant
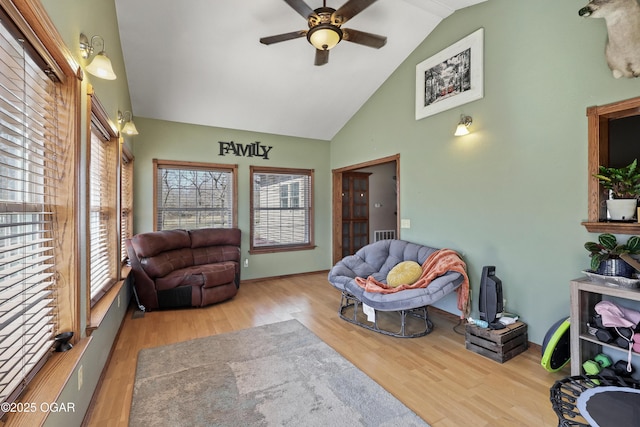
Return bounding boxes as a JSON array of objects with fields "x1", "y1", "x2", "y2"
[
  {"x1": 593, "y1": 159, "x2": 640, "y2": 220},
  {"x1": 585, "y1": 233, "x2": 640, "y2": 278}
]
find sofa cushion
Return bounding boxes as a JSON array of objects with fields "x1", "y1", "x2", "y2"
[
  {"x1": 200, "y1": 263, "x2": 236, "y2": 288},
  {"x1": 387, "y1": 261, "x2": 422, "y2": 287},
  {"x1": 327, "y1": 240, "x2": 438, "y2": 292},
  {"x1": 131, "y1": 229, "x2": 191, "y2": 258},
  {"x1": 351, "y1": 240, "x2": 437, "y2": 277},
  {"x1": 140, "y1": 248, "x2": 194, "y2": 279},
  {"x1": 192, "y1": 245, "x2": 240, "y2": 265},
  {"x1": 189, "y1": 228, "x2": 241, "y2": 249},
  {"x1": 155, "y1": 262, "x2": 236, "y2": 291},
  {"x1": 357, "y1": 272, "x2": 463, "y2": 311}
]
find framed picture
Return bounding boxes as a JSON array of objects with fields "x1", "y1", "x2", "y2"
[{"x1": 415, "y1": 28, "x2": 484, "y2": 120}]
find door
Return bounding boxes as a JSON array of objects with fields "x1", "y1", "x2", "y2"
[
  {"x1": 332, "y1": 154, "x2": 400, "y2": 264},
  {"x1": 341, "y1": 172, "x2": 370, "y2": 257}
]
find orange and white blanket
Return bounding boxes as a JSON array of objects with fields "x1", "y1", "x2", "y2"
[{"x1": 354, "y1": 249, "x2": 470, "y2": 319}]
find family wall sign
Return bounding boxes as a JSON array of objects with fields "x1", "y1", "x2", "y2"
[{"x1": 218, "y1": 141, "x2": 273, "y2": 160}]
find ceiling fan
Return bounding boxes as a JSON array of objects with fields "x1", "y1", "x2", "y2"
[{"x1": 260, "y1": 0, "x2": 387, "y2": 66}]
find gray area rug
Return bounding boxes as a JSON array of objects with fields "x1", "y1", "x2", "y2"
[{"x1": 130, "y1": 319, "x2": 429, "y2": 426}]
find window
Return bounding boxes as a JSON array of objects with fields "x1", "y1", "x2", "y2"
[
  {"x1": 250, "y1": 166, "x2": 314, "y2": 253},
  {"x1": 120, "y1": 146, "x2": 134, "y2": 263},
  {"x1": 154, "y1": 159, "x2": 237, "y2": 230},
  {"x1": 0, "y1": 4, "x2": 78, "y2": 412},
  {"x1": 88, "y1": 94, "x2": 118, "y2": 305},
  {"x1": 584, "y1": 96, "x2": 640, "y2": 234}
]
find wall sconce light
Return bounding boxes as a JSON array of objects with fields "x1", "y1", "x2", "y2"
[
  {"x1": 118, "y1": 110, "x2": 139, "y2": 136},
  {"x1": 79, "y1": 33, "x2": 117, "y2": 80},
  {"x1": 454, "y1": 114, "x2": 473, "y2": 136}
]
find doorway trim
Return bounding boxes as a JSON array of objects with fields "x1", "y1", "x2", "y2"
[{"x1": 331, "y1": 154, "x2": 400, "y2": 264}]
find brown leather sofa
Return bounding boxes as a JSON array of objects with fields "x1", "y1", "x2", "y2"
[{"x1": 126, "y1": 228, "x2": 241, "y2": 311}]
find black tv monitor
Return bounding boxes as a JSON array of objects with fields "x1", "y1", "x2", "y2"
[{"x1": 479, "y1": 266, "x2": 504, "y2": 323}]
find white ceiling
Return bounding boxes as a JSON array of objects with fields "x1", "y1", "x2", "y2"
[{"x1": 115, "y1": 0, "x2": 486, "y2": 141}]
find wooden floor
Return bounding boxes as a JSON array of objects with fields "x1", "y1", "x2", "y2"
[{"x1": 83, "y1": 272, "x2": 569, "y2": 426}]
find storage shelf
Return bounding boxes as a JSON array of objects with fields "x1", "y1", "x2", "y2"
[
  {"x1": 579, "y1": 332, "x2": 639, "y2": 356},
  {"x1": 570, "y1": 277, "x2": 640, "y2": 376}
]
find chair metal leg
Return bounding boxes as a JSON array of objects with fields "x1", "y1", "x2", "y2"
[{"x1": 338, "y1": 291, "x2": 433, "y2": 338}]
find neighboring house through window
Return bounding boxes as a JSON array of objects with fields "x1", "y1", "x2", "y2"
[{"x1": 250, "y1": 166, "x2": 314, "y2": 253}]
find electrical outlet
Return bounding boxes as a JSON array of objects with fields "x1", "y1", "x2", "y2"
[
  {"x1": 117, "y1": 294, "x2": 121, "y2": 308},
  {"x1": 244, "y1": 258, "x2": 249, "y2": 268},
  {"x1": 78, "y1": 365, "x2": 83, "y2": 391}
]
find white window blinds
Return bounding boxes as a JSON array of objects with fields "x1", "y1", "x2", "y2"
[
  {"x1": 0, "y1": 18, "x2": 60, "y2": 408},
  {"x1": 154, "y1": 160, "x2": 236, "y2": 231},
  {"x1": 250, "y1": 167, "x2": 314, "y2": 251},
  {"x1": 88, "y1": 109, "x2": 118, "y2": 305},
  {"x1": 120, "y1": 147, "x2": 133, "y2": 263}
]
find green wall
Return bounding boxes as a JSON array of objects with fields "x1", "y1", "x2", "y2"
[
  {"x1": 132, "y1": 118, "x2": 332, "y2": 280},
  {"x1": 43, "y1": 0, "x2": 133, "y2": 124},
  {"x1": 40, "y1": 1, "x2": 133, "y2": 425},
  {"x1": 331, "y1": 0, "x2": 640, "y2": 344},
  {"x1": 33, "y1": 0, "x2": 640, "y2": 423}
]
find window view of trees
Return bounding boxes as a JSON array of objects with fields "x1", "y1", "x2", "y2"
[{"x1": 154, "y1": 161, "x2": 236, "y2": 230}]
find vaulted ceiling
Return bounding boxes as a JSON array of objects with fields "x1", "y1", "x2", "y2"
[{"x1": 115, "y1": 0, "x2": 486, "y2": 141}]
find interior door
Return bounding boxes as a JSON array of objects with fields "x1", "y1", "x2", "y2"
[{"x1": 341, "y1": 172, "x2": 370, "y2": 257}]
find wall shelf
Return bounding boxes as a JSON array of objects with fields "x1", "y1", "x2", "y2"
[{"x1": 581, "y1": 221, "x2": 640, "y2": 234}]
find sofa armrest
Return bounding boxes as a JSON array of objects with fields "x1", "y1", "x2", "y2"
[{"x1": 126, "y1": 239, "x2": 159, "y2": 310}]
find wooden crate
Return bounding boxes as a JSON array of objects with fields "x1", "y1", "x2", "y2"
[{"x1": 465, "y1": 321, "x2": 528, "y2": 363}]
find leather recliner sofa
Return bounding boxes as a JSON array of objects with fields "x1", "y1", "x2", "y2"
[{"x1": 126, "y1": 228, "x2": 241, "y2": 311}]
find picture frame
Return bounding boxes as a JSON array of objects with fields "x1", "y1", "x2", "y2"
[{"x1": 415, "y1": 28, "x2": 484, "y2": 120}]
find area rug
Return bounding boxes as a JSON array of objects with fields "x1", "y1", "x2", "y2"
[{"x1": 130, "y1": 319, "x2": 429, "y2": 426}]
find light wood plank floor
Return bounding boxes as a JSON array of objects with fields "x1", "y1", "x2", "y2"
[{"x1": 83, "y1": 272, "x2": 569, "y2": 426}]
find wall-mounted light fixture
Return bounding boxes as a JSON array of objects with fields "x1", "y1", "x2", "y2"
[
  {"x1": 118, "y1": 110, "x2": 139, "y2": 136},
  {"x1": 79, "y1": 33, "x2": 117, "y2": 80},
  {"x1": 454, "y1": 114, "x2": 473, "y2": 136}
]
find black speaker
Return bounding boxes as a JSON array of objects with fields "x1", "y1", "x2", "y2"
[{"x1": 479, "y1": 266, "x2": 503, "y2": 323}]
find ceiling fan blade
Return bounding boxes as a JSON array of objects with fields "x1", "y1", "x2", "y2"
[
  {"x1": 333, "y1": 0, "x2": 377, "y2": 25},
  {"x1": 284, "y1": 0, "x2": 315, "y2": 19},
  {"x1": 260, "y1": 30, "x2": 307, "y2": 45},
  {"x1": 342, "y1": 28, "x2": 386, "y2": 49},
  {"x1": 315, "y1": 49, "x2": 329, "y2": 66}
]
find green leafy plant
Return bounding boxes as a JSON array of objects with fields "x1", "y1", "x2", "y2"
[
  {"x1": 593, "y1": 159, "x2": 640, "y2": 199},
  {"x1": 585, "y1": 233, "x2": 640, "y2": 270}
]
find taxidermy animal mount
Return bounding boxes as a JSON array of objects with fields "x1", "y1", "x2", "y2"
[{"x1": 579, "y1": 0, "x2": 640, "y2": 78}]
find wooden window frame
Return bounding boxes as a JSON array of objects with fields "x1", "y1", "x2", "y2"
[
  {"x1": 120, "y1": 144, "x2": 134, "y2": 264},
  {"x1": 582, "y1": 96, "x2": 640, "y2": 234},
  {"x1": 0, "y1": 0, "x2": 81, "y2": 423},
  {"x1": 153, "y1": 159, "x2": 238, "y2": 231},
  {"x1": 86, "y1": 91, "x2": 119, "y2": 307},
  {"x1": 250, "y1": 166, "x2": 315, "y2": 254}
]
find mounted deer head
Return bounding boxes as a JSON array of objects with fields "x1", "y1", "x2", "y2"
[{"x1": 579, "y1": 0, "x2": 640, "y2": 78}]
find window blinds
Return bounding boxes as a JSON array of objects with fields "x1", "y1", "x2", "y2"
[
  {"x1": 251, "y1": 169, "x2": 312, "y2": 249},
  {"x1": 88, "y1": 125, "x2": 117, "y2": 304},
  {"x1": 0, "y1": 19, "x2": 60, "y2": 407},
  {"x1": 120, "y1": 148, "x2": 133, "y2": 263},
  {"x1": 155, "y1": 162, "x2": 235, "y2": 230}
]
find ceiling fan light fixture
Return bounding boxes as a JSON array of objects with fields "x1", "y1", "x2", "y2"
[{"x1": 307, "y1": 24, "x2": 342, "y2": 50}]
